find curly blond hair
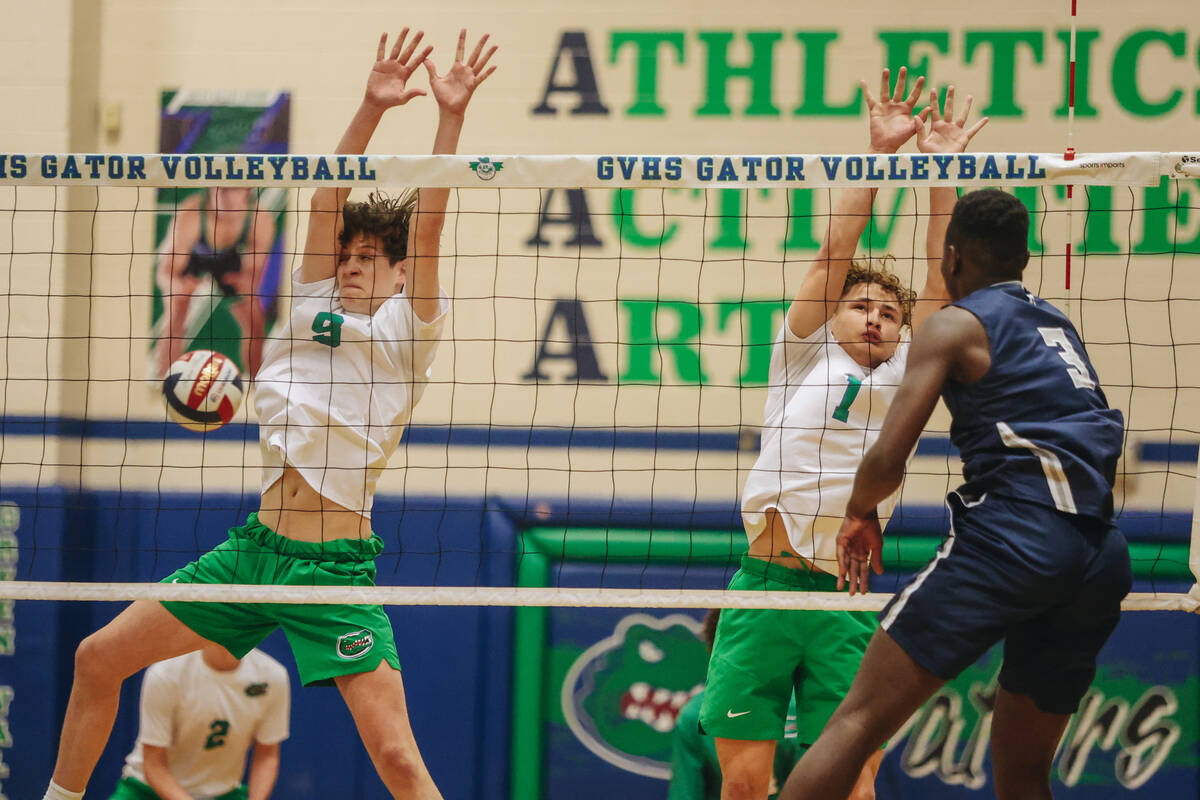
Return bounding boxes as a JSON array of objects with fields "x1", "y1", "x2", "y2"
[{"x1": 841, "y1": 256, "x2": 916, "y2": 326}]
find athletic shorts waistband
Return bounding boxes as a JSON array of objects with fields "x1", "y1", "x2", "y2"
[
  {"x1": 738, "y1": 554, "x2": 839, "y2": 592},
  {"x1": 236, "y1": 512, "x2": 384, "y2": 562}
]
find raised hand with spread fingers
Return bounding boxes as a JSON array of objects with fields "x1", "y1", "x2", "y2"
[
  {"x1": 861, "y1": 66, "x2": 926, "y2": 155},
  {"x1": 916, "y1": 85, "x2": 989, "y2": 154},
  {"x1": 363, "y1": 28, "x2": 434, "y2": 112},
  {"x1": 425, "y1": 29, "x2": 498, "y2": 119}
]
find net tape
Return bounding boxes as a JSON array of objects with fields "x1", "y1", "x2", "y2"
[
  {"x1": 0, "y1": 150, "x2": 1193, "y2": 189},
  {"x1": 0, "y1": 581, "x2": 1196, "y2": 612}
]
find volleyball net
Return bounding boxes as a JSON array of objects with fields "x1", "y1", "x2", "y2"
[{"x1": 0, "y1": 151, "x2": 1198, "y2": 613}]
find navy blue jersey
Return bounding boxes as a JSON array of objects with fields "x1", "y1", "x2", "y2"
[{"x1": 942, "y1": 282, "x2": 1124, "y2": 519}]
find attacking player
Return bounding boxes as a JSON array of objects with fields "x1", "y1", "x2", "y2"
[
  {"x1": 43, "y1": 28, "x2": 496, "y2": 800},
  {"x1": 697, "y1": 70, "x2": 987, "y2": 800},
  {"x1": 779, "y1": 190, "x2": 1131, "y2": 800}
]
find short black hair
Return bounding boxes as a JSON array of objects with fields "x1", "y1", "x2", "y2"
[
  {"x1": 946, "y1": 189, "x2": 1029, "y2": 277},
  {"x1": 339, "y1": 190, "x2": 418, "y2": 265}
]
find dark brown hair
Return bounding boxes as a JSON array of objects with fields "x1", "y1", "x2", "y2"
[
  {"x1": 841, "y1": 256, "x2": 916, "y2": 326},
  {"x1": 338, "y1": 190, "x2": 418, "y2": 265}
]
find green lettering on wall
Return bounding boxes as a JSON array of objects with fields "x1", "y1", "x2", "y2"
[
  {"x1": 612, "y1": 189, "x2": 679, "y2": 248},
  {"x1": 877, "y1": 30, "x2": 950, "y2": 87},
  {"x1": 1054, "y1": 29, "x2": 1100, "y2": 118},
  {"x1": 1077, "y1": 186, "x2": 1120, "y2": 254},
  {"x1": 858, "y1": 189, "x2": 907, "y2": 253},
  {"x1": 963, "y1": 30, "x2": 1044, "y2": 117},
  {"x1": 1135, "y1": 178, "x2": 1200, "y2": 255},
  {"x1": 716, "y1": 300, "x2": 787, "y2": 384},
  {"x1": 783, "y1": 188, "x2": 823, "y2": 251},
  {"x1": 793, "y1": 32, "x2": 859, "y2": 116},
  {"x1": 1111, "y1": 30, "x2": 1185, "y2": 117},
  {"x1": 1012, "y1": 186, "x2": 1045, "y2": 254},
  {"x1": 620, "y1": 299, "x2": 708, "y2": 384},
  {"x1": 696, "y1": 31, "x2": 782, "y2": 117},
  {"x1": 707, "y1": 189, "x2": 771, "y2": 250},
  {"x1": 610, "y1": 31, "x2": 686, "y2": 116}
]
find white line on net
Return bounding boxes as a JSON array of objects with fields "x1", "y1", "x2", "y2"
[{"x1": 0, "y1": 582, "x2": 1194, "y2": 612}]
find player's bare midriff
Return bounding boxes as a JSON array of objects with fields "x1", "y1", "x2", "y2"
[
  {"x1": 746, "y1": 507, "x2": 824, "y2": 573},
  {"x1": 257, "y1": 467, "x2": 373, "y2": 542}
]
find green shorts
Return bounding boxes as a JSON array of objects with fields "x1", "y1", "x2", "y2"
[
  {"x1": 161, "y1": 512, "x2": 400, "y2": 687},
  {"x1": 107, "y1": 776, "x2": 246, "y2": 800},
  {"x1": 698, "y1": 555, "x2": 876, "y2": 745}
]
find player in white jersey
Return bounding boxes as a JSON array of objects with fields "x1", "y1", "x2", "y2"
[
  {"x1": 44, "y1": 28, "x2": 496, "y2": 800},
  {"x1": 107, "y1": 647, "x2": 289, "y2": 800},
  {"x1": 697, "y1": 71, "x2": 988, "y2": 800}
]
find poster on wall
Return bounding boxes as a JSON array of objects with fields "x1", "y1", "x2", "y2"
[{"x1": 149, "y1": 88, "x2": 291, "y2": 381}]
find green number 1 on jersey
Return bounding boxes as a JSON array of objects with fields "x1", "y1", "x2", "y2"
[
  {"x1": 312, "y1": 312, "x2": 344, "y2": 348},
  {"x1": 831, "y1": 375, "x2": 862, "y2": 422}
]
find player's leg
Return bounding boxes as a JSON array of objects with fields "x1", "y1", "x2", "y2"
[
  {"x1": 699, "y1": 558, "x2": 806, "y2": 800},
  {"x1": 791, "y1": 587, "x2": 881, "y2": 800},
  {"x1": 849, "y1": 750, "x2": 884, "y2": 800},
  {"x1": 714, "y1": 738, "x2": 777, "y2": 800},
  {"x1": 51, "y1": 600, "x2": 212, "y2": 792},
  {"x1": 335, "y1": 660, "x2": 443, "y2": 800},
  {"x1": 989, "y1": 688, "x2": 1069, "y2": 800},
  {"x1": 991, "y1": 516, "x2": 1130, "y2": 800},
  {"x1": 780, "y1": 629, "x2": 943, "y2": 800}
]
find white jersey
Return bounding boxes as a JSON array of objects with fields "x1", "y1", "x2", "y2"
[
  {"x1": 741, "y1": 320, "x2": 909, "y2": 572},
  {"x1": 121, "y1": 649, "x2": 290, "y2": 799},
  {"x1": 255, "y1": 272, "x2": 449, "y2": 516}
]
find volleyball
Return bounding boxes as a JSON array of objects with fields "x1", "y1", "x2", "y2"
[{"x1": 162, "y1": 349, "x2": 244, "y2": 432}]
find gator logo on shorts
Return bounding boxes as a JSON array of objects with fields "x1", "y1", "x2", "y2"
[
  {"x1": 336, "y1": 629, "x2": 375, "y2": 660},
  {"x1": 561, "y1": 614, "x2": 707, "y2": 779},
  {"x1": 244, "y1": 682, "x2": 268, "y2": 697}
]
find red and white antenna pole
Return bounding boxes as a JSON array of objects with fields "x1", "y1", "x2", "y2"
[{"x1": 1064, "y1": 0, "x2": 1078, "y2": 292}]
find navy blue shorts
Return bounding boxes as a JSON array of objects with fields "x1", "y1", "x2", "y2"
[{"x1": 879, "y1": 491, "x2": 1131, "y2": 715}]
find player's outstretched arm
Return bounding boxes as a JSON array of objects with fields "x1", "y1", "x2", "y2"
[
  {"x1": 787, "y1": 67, "x2": 924, "y2": 339},
  {"x1": 406, "y1": 29, "x2": 497, "y2": 322},
  {"x1": 301, "y1": 29, "x2": 432, "y2": 283},
  {"x1": 910, "y1": 87, "x2": 989, "y2": 332},
  {"x1": 836, "y1": 306, "x2": 987, "y2": 594},
  {"x1": 246, "y1": 741, "x2": 282, "y2": 800}
]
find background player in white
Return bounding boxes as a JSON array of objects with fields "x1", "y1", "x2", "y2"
[
  {"x1": 697, "y1": 70, "x2": 988, "y2": 800},
  {"x1": 44, "y1": 28, "x2": 496, "y2": 800},
  {"x1": 106, "y1": 646, "x2": 289, "y2": 800}
]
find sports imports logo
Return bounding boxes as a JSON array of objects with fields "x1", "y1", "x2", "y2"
[
  {"x1": 336, "y1": 629, "x2": 374, "y2": 660},
  {"x1": 468, "y1": 157, "x2": 503, "y2": 181}
]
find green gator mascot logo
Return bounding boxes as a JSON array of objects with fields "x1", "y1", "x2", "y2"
[{"x1": 561, "y1": 613, "x2": 707, "y2": 778}]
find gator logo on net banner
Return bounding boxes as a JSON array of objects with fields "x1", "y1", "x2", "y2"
[
  {"x1": 468, "y1": 157, "x2": 503, "y2": 181},
  {"x1": 561, "y1": 613, "x2": 707, "y2": 779},
  {"x1": 336, "y1": 629, "x2": 374, "y2": 660}
]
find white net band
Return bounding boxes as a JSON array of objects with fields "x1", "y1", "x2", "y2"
[
  {"x1": 0, "y1": 150, "x2": 1187, "y2": 188},
  {"x1": 0, "y1": 581, "x2": 1193, "y2": 612}
]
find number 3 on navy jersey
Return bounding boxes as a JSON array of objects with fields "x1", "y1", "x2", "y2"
[
  {"x1": 312, "y1": 312, "x2": 344, "y2": 348},
  {"x1": 1038, "y1": 327, "x2": 1095, "y2": 389}
]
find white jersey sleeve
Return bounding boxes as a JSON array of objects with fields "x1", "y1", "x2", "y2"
[{"x1": 136, "y1": 661, "x2": 177, "y2": 748}]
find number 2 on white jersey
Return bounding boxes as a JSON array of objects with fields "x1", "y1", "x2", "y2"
[{"x1": 1038, "y1": 327, "x2": 1095, "y2": 389}]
